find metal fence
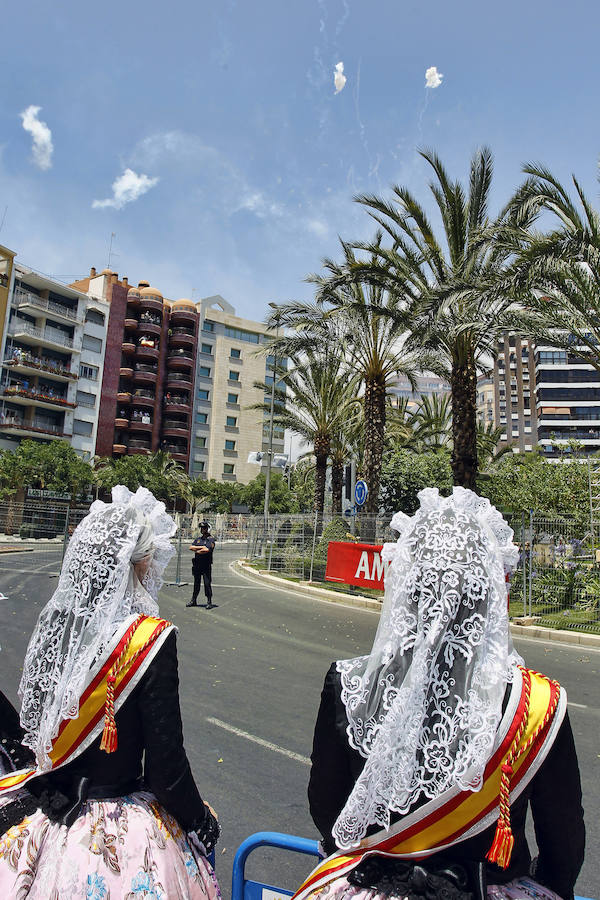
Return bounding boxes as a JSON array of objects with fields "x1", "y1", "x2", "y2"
[{"x1": 1, "y1": 502, "x2": 598, "y2": 634}]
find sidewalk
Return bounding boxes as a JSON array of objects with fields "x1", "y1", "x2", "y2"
[{"x1": 234, "y1": 559, "x2": 600, "y2": 649}]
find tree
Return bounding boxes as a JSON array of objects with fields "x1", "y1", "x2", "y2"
[
  {"x1": 0, "y1": 440, "x2": 93, "y2": 499},
  {"x1": 190, "y1": 479, "x2": 241, "y2": 513},
  {"x1": 239, "y1": 473, "x2": 298, "y2": 514},
  {"x1": 93, "y1": 451, "x2": 190, "y2": 506},
  {"x1": 252, "y1": 346, "x2": 357, "y2": 518},
  {"x1": 289, "y1": 459, "x2": 316, "y2": 513},
  {"x1": 271, "y1": 248, "x2": 418, "y2": 523},
  {"x1": 503, "y1": 162, "x2": 600, "y2": 370},
  {"x1": 379, "y1": 448, "x2": 453, "y2": 515},
  {"x1": 323, "y1": 147, "x2": 549, "y2": 489}
]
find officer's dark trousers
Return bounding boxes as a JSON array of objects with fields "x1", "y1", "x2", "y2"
[{"x1": 192, "y1": 568, "x2": 212, "y2": 604}]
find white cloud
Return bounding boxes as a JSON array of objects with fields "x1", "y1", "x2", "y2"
[
  {"x1": 92, "y1": 168, "x2": 159, "y2": 210},
  {"x1": 334, "y1": 61, "x2": 346, "y2": 94},
  {"x1": 307, "y1": 219, "x2": 328, "y2": 238},
  {"x1": 20, "y1": 105, "x2": 53, "y2": 170},
  {"x1": 425, "y1": 66, "x2": 443, "y2": 89}
]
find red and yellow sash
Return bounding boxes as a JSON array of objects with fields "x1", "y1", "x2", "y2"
[
  {"x1": 293, "y1": 667, "x2": 565, "y2": 900},
  {"x1": 0, "y1": 615, "x2": 174, "y2": 795}
]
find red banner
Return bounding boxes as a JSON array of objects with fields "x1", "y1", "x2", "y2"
[{"x1": 325, "y1": 541, "x2": 386, "y2": 591}]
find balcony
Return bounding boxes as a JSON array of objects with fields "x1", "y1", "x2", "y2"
[
  {"x1": 7, "y1": 320, "x2": 77, "y2": 352},
  {"x1": 162, "y1": 421, "x2": 189, "y2": 438},
  {"x1": 129, "y1": 416, "x2": 153, "y2": 433},
  {"x1": 170, "y1": 329, "x2": 196, "y2": 348},
  {"x1": 169, "y1": 307, "x2": 196, "y2": 326},
  {"x1": 1, "y1": 386, "x2": 76, "y2": 411},
  {"x1": 13, "y1": 290, "x2": 79, "y2": 324},
  {"x1": 124, "y1": 317, "x2": 138, "y2": 332},
  {"x1": 119, "y1": 365, "x2": 134, "y2": 378},
  {"x1": 122, "y1": 341, "x2": 136, "y2": 355},
  {"x1": 139, "y1": 297, "x2": 163, "y2": 313},
  {"x1": 161, "y1": 442, "x2": 188, "y2": 462},
  {"x1": 136, "y1": 344, "x2": 160, "y2": 361},
  {"x1": 112, "y1": 443, "x2": 127, "y2": 455},
  {"x1": 133, "y1": 366, "x2": 157, "y2": 385},
  {"x1": 131, "y1": 390, "x2": 156, "y2": 407},
  {"x1": 137, "y1": 321, "x2": 162, "y2": 336},
  {"x1": 3, "y1": 354, "x2": 76, "y2": 383},
  {"x1": 117, "y1": 391, "x2": 132, "y2": 404},
  {"x1": 128, "y1": 438, "x2": 152, "y2": 454},
  {"x1": 166, "y1": 371, "x2": 193, "y2": 389},
  {"x1": 164, "y1": 397, "x2": 190, "y2": 413},
  {"x1": 0, "y1": 415, "x2": 69, "y2": 439},
  {"x1": 115, "y1": 416, "x2": 130, "y2": 429},
  {"x1": 167, "y1": 352, "x2": 194, "y2": 370}
]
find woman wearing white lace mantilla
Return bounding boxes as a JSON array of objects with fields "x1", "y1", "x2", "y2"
[
  {"x1": 0, "y1": 486, "x2": 221, "y2": 900},
  {"x1": 295, "y1": 488, "x2": 584, "y2": 900}
]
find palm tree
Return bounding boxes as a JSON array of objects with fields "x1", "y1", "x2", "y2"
[
  {"x1": 319, "y1": 148, "x2": 549, "y2": 489},
  {"x1": 502, "y1": 163, "x2": 600, "y2": 369},
  {"x1": 268, "y1": 252, "x2": 418, "y2": 524},
  {"x1": 251, "y1": 346, "x2": 357, "y2": 520}
]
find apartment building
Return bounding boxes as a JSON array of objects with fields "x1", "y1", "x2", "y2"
[
  {"x1": 493, "y1": 334, "x2": 537, "y2": 451},
  {"x1": 534, "y1": 340, "x2": 600, "y2": 456},
  {"x1": 476, "y1": 372, "x2": 496, "y2": 428},
  {"x1": 390, "y1": 373, "x2": 449, "y2": 409},
  {"x1": 0, "y1": 260, "x2": 108, "y2": 459},
  {"x1": 192, "y1": 296, "x2": 285, "y2": 482}
]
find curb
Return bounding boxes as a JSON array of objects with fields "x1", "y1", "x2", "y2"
[
  {"x1": 0, "y1": 547, "x2": 34, "y2": 554},
  {"x1": 233, "y1": 560, "x2": 600, "y2": 649}
]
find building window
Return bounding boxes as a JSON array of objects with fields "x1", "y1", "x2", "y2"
[
  {"x1": 76, "y1": 390, "x2": 96, "y2": 408},
  {"x1": 85, "y1": 308, "x2": 105, "y2": 325},
  {"x1": 82, "y1": 334, "x2": 102, "y2": 353},
  {"x1": 230, "y1": 347, "x2": 241, "y2": 359},
  {"x1": 198, "y1": 366, "x2": 211, "y2": 378},
  {"x1": 73, "y1": 419, "x2": 93, "y2": 436},
  {"x1": 79, "y1": 363, "x2": 98, "y2": 381},
  {"x1": 227, "y1": 392, "x2": 238, "y2": 404},
  {"x1": 225, "y1": 439, "x2": 236, "y2": 450},
  {"x1": 198, "y1": 389, "x2": 210, "y2": 401},
  {"x1": 226, "y1": 415, "x2": 237, "y2": 427},
  {"x1": 223, "y1": 463, "x2": 235, "y2": 475},
  {"x1": 201, "y1": 343, "x2": 212, "y2": 354},
  {"x1": 196, "y1": 436, "x2": 207, "y2": 448},
  {"x1": 202, "y1": 320, "x2": 215, "y2": 332},
  {"x1": 197, "y1": 412, "x2": 208, "y2": 424},
  {"x1": 228, "y1": 370, "x2": 240, "y2": 382},
  {"x1": 224, "y1": 325, "x2": 259, "y2": 344},
  {"x1": 196, "y1": 460, "x2": 205, "y2": 472}
]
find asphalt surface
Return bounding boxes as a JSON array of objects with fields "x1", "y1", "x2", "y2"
[{"x1": 0, "y1": 542, "x2": 598, "y2": 899}]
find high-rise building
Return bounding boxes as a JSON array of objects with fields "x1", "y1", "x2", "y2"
[
  {"x1": 0, "y1": 259, "x2": 109, "y2": 459},
  {"x1": 192, "y1": 296, "x2": 285, "y2": 482},
  {"x1": 389, "y1": 373, "x2": 449, "y2": 411},
  {"x1": 476, "y1": 372, "x2": 496, "y2": 429},
  {"x1": 493, "y1": 334, "x2": 537, "y2": 452}
]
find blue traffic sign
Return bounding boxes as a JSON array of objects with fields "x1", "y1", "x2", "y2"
[{"x1": 354, "y1": 480, "x2": 368, "y2": 507}]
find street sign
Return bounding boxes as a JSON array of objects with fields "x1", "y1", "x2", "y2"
[{"x1": 354, "y1": 480, "x2": 368, "y2": 507}]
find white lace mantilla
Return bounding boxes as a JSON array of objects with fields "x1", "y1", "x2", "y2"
[
  {"x1": 332, "y1": 487, "x2": 522, "y2": 849},
  {"x1": 19, "y1": 486, "x2": 176, "y2": 770}
]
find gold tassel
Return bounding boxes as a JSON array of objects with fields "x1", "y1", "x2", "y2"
[
  {"x1": 486, "y1": 820, "x2": 514, "y2": 868},
  {"x1": 99, "y1": 673, "x2": 118, "y2": 754}
]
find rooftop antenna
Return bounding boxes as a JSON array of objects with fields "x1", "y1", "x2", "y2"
[{"x1": 107, "y1": 232, "x2": 118, "y2": 270}]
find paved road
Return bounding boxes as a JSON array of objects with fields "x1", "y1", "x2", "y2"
[{"x1": 0, "y1": 542, "x2": 598, "y2": 898}]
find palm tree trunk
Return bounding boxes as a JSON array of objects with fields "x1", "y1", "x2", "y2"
[
  {"x1": 331, "y1": 458, "x2": 344, "y2": 516},
  {"x1": 362, "y1": 375, "x2": 386, "y2": 540},
  {"x1": 450, "y1": 353, "x2": 478, "y2": 489},
  {"x1": 313, "y1": 437, "x2": 330, "y2": 528}
]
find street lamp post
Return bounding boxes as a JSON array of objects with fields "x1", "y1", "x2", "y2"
[{"x1": 264, "y1": 303, "x2": 280, "y2": 522}]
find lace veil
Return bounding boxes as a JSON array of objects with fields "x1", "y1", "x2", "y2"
[
  {"x1": 333, "y1": 486, "x2": 522, "y2": 849},
  {"x1": 19, "y1": 485, "x2": 176, "y2": 770}
]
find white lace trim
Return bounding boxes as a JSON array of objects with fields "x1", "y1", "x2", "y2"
[
  {"x1": 19, "y1": 486, "x2": 176, "y2": 770},
  {"x1": 332, "y1": 487, "x2": 523, "y2": 850}
]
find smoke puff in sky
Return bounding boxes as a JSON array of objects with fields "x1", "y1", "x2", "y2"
[
  {"x1": 334, "y1": 61, "x2": 347, "y2": 94},
  {"x1": 92, "y1": 168, "x2": 159, "y2": 210},
  {"x1": 19, "y1": 106, "x2": 54, "y2": 170},
  {"x1": 425, "y1": 66, "x2": 443, "y2": 88}
]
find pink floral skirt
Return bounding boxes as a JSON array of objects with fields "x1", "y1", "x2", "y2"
[{"x1": 0, "y1": 790, "x2": 222, "y2": 900}]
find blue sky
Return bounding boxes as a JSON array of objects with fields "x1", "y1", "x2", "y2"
[{"x1": 1, "y1": 0, "x2": 599, "y2": 320}]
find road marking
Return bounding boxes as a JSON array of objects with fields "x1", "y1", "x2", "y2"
[
  {"x1": 568, "y1": 702, "x2": 588, "y2": 710},
  {"x1": 206, "y1": 716, "x2": 310, "y2": 766}
]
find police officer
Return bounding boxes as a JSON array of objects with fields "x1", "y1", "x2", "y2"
[{"x1": 186, "y1": 521, "x2": 216, "y2": 609}]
